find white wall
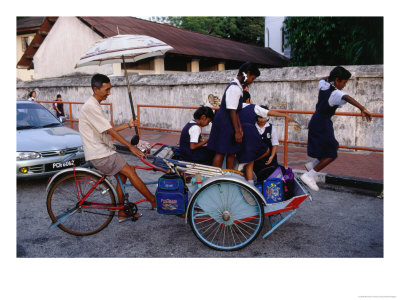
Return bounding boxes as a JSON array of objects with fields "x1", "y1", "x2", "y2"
[
  {"x1": 33, "y1": 17, "x2": 114, "y2": 79},
  {"x1": 265, "y1": 17, "x2": 285, "y2": 55},
  {"x1": 16, "y1": 34, "x2": 35, "y2": 81},
  {"x1": 17, "y1": 65, "x2": 384, "y2": 150}
]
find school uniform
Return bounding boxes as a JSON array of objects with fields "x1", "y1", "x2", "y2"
[
  {"x1": 253, "y1": 122, "x2": 279, "y2": 174},
  {"x1": 239, "y1": 103, "x2": 270, "y2": 124},
  {"x1": 179, "y1": 120, "x2": 214, "y2": 165},
  {"x1": 307, "y1": 80, "x2": 348, "y2": 159},
  {"x1": 236, "y1": 104, "x2": 270, "y2": 163},
  {"x1": 207, "y1": 78, "x2": 244, "y2": 154}
]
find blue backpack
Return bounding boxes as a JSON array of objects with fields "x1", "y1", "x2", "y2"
[{"x1": 155, "y1": 173, "x2": 188, "y2": 215}]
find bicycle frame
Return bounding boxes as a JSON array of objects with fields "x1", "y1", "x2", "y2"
[
  {"x1": 72, "y1": 162, "x2": 159, "y2": 211},
  {"x1": 47, "y1": 143, "x2": 311, "y2": 250}
]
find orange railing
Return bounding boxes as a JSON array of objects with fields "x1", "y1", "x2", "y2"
[
  {"x1": 34, "y1": 101, "x2": 383, "y2": 167},
  {"x1": 137, "y1": 104, "x2": 383, "y2": 167},
  {"x1": 275, "y1": 109, "x2": 383, "y2": 166},
  {"x1": 36, "y1": 100, "x2": 114, "y2": 129}
]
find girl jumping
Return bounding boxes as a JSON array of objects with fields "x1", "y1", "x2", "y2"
[{"x1": 300, "y1": 66, "x2": 373, "y2": 191}]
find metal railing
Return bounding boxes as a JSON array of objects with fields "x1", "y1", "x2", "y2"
[
  {"x1": 33, "y1": 101, "x2": 383, "y2": 167},
  {"x1": 137, "y1": 104, "x2": 383, "y2": 167}
]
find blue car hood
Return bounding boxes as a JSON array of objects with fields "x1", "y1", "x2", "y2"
[{"x1": 17, "y1": 126, "x2": 83, "y2": 152}]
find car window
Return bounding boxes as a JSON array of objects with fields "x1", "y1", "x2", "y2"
[{"x1": 17, "y1": 103, "x2": 61, "y2": 129}]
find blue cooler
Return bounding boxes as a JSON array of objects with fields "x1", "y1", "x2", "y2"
[
  {"x1": 155, "y1": 173, "x2": 188, "y2": 214},
  {"x1": 255, "y1": 183, "x2": 263, "y2": 195}
]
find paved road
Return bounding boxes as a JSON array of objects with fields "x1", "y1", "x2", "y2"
[{"x1": 16, "y1": 153, "x2": 383, "y2": 258}]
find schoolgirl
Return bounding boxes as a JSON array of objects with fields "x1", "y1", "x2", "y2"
[
  {"x1": 238, "y1": 103, "x2": 293, "y2": 184},
  {"x1": 207, "y1": 62, "x2": 260, "y2": 169},
  {"x1": 179, "y1": 106, "x2": 215, "y2": 165},
  {"x1": 301, "y1": 66, "x2": 372, "y2": 191},
  {"x1": 253, "y1": 107, "x2": 280, "y2": 175}
]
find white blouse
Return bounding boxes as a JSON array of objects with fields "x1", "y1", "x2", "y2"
[
  {"x1": 256, "y1": 122, "x2": 279, "y2": 146},
  {"x1": 225, "y1": 78, "x2": 243, "y2": 110},
  {"x1": 319, "y1": 80, "x2": 348, "y2": 107},
  {"x1": 188, "y1": 120, "x2": 202, "y2": 143}
]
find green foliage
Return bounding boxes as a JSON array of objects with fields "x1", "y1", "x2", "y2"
[
  {"x1": 151, "y1": 17, "x2": 265, "y2": 47},
  {"x1": 283, "y1": 17, "x2": 383, "y2": 66}
]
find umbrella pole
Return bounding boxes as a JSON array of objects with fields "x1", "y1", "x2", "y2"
[{"x1": 122, "y1": 56, "x2": 140, "y2": 145}]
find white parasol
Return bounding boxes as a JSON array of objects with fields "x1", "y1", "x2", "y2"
[{"x1": 75, "y1": 34, "x2": 173, "y2": 144}]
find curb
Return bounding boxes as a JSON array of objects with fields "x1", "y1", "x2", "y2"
[{"x1": 293, "y1": 169, "x2": 383, "y2": 192}]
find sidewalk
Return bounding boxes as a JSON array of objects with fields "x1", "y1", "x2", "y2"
[{"x1": 116, "y1": 128, "x2": 383, "y2": 191}]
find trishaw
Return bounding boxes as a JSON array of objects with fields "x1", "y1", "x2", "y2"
[{"x1": 46, "y1": 143, "x2": 311, "y2": 251}]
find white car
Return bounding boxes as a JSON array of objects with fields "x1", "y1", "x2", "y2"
[{"x1": 17, "y1": 100, "x2": 85, "y2": 179}]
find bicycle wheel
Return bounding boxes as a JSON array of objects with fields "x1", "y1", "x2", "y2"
[
  {"x1": 188, "y1": 179, "x2": 264, "y2": 251},
  {"x1": 47, "y1": 171, "x2": 116, "y2": 236}
]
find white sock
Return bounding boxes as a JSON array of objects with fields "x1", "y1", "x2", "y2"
[
  {"x1": 312, "y1": 158, "x2": 320, "y2": 167},
  {"x1": 307, "y1": 169, "x2": 317, "y2": 179},
  {"x1": 247, "y1": 180, "x2": 254, "y2": 185}
]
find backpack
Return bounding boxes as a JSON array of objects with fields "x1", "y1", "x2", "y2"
[
  {"x1": 257, "y1": 165, "x2": 296, "y2": 201},
  {"x1": 155, "y1": 173, "x2": 188, "y2": 215},
  {"x1": 283, "y1": 168, "x2": 295, "y2": 200},
  {"x1": 263, "y1": 178, "x2": 283, "y2": 203}
]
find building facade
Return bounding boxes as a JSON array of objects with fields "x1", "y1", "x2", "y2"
[
  {"x1": 265, "y1": 17, "x2": 291, "y2": 58},
  {"x1": 17, "y1": 16, "x2": 289, "y2": 81}
]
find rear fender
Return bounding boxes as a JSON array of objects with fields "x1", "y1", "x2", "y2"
[{"x1": 185, "y1": 174, "x2": 266, "y2": 224}]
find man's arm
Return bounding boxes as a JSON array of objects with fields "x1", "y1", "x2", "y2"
[
  {"x1": 106, "y1": 128, "x2": 144, "y2": 158},
  {"x1": 112, "y1": 118, "x2": 139, "y2": 132}
]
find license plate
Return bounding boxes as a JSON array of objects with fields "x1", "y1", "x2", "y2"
[{"x1": 45, "y1": 159, "x2": 79, "y2": 171}]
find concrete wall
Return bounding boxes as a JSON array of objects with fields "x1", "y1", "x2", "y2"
[{"x1": 16, "y1": 65, "x2": 384, "y2": 150}]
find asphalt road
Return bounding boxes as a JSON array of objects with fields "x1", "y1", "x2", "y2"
[{"x1": 16, "y1": 153, "x2": 383, "y2": 258}]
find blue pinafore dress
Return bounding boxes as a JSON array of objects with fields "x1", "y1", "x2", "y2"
[
  {"x1": 253, "y1": 124, "x2": 278, "y2": 173},
  {"x1": 307, "y1": 86, "x2": 340, "y2": 159},
  {"x1": 179, "y1": 122, "x2": 214, "y2": 165},
  {"x1": 207, "y1": 82, "x2": 243, "y2": 154},
  {"x1": 236, "y1": 104, "x2": 266, "y2": 163},
  {"x1": 239, "y1": 104, "x2": 257, "y2": 124}
]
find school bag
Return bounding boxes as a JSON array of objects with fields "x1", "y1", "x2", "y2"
[
  {"x1": 263, "y1": 178, "x2": 283, "y2": 203},
  {"x1": 257, "y1": 165, "x2": 296, "y2": 201},
  {"x1": 283, "y1": 168, "x2": 295, "y2": 200},
  {"x1": 255, "y1": 165, "x2": 278, "y2": 182},
  {"x1": 155, "y1": 172, "x2": 188, "y2": 215}
]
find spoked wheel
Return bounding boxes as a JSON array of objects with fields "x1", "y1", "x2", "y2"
[
  {"x1": 47, "y1": 171, "x2": 116, "y2": 236},
  {"x1": 188, "y1": 179, "x2": 264, "y2": 251}
]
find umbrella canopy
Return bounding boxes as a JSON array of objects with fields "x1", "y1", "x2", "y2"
[
  {"x1": 75, "y1": 34, "x2": 173, "y2": 145},
  {"x1": 75, "y1": 34, "x2": 173, "y2": 68}
]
